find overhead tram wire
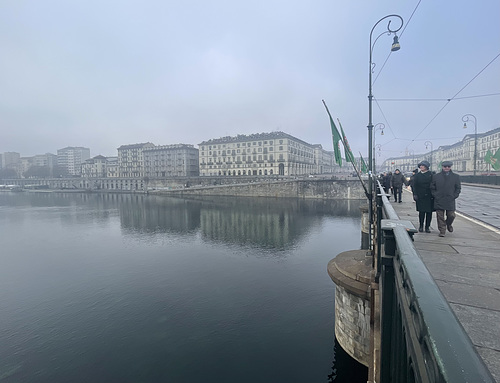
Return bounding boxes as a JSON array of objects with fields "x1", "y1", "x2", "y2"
[
  {"x1": 377, "y1": 93, "x2": 500, "y2": 101},
  {"x1": 410, "y1": 51, "x2": 500, "y2": 142},
  {"x1": 374, "y1": 97, "x2": 397, "y2": 138}
]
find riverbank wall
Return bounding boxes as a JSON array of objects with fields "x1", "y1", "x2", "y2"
[{"x1": 151, "y1": 179, "x2": 365, "y2": 200}]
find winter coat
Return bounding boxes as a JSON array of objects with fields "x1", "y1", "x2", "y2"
[
  {"x1": 430, "y1": 171, "x2": 461, "y2": 210},
  {"x1": 409, "y1": 174, "x2": 416, "y2": 190},
  {"x1": 413, "y1": 171, "x2": 433, "y2": 212},
  {"x1": 383, "y1": 174, "x2": 392, "y2": 189},
  {"x1": 391, "y1": 172, "x2": 407, "y2": 188}
]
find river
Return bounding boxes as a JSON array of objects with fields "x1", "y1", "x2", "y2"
[{"x1": 0, "y1": 192, "x2": 367, "y2": 383}]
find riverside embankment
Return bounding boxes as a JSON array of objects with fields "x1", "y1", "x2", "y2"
[{"x1": 150, "y1": 178, "x2": 366, "y2": 200}]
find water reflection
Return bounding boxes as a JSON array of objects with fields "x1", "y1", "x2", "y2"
[
  {"x1": 0, "y1": 191, "x2": 366, "y2": 383},
  {"x1": 119, "y1": 195, "x2": 201, "y2": 234},
  {"x1": 329, "y1": 337, "x2": 368, "y2": 382},
  {"x1": 197, "y1": 197, "x2": 362, "y2": 250},
  {"x1": 0, "y1": 192, "x2": 363, "y2": 250},
  {"x1": 115, "y1": 195, "x2": 363, "y2": 250}
]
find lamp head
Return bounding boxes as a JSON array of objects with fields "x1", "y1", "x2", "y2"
[
  {"x1": 391, "y1": 35, "x2": 400, "y2": 52},
  {"x1": 463, "y1": 122, "x2": 467, "y2": 129},
  {"x1": 381, "y1": 129, "x2": 384, "y2": 135}
]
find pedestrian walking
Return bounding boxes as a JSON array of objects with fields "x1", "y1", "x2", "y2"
[
  {"x1": 430, "y1": 161, "x2": 461, "y2": 237},
  {"x1": 413, "y1": 161, "x2": 433, "y2": 233},
  {"x1": 391, "y1": 169, "x2": 408, "y2": 203},
  {"x1": 408, "y1": 168, "x2": 418, "y2": 192},
  {"x1": 382, "y1": 172, "x2": 392, "y2": 199}
]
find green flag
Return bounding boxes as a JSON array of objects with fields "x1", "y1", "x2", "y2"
[
  {"x1": 491, "y1": 149, "x2": 500, "y2": 171},
  {"x1": 337, "y1": 118, "x2": 354, "y2": 163},
  {"x1": 323, "y1": 102, "x2": 343, "y2": 166},
  {"x1": 485, "y1": 150, "x2": 494, "y2": 165},
  {"x1": 359, "y1": 152, "x2": 368, "y2": 173}
]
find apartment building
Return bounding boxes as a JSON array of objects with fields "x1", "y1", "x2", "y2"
[
  {"x1": 0, "y1": 152, "x2": 20, "y2": 169},
  {"x1": 106, "y1": 157, "x2": 118, "y2": 178},
  {"x1": 198, "y1": 132, "x2": 332, "y2": 177},
  {"x1": 57, "y1": 147, "x2": 90, "y2": 176},
  {"x1": 143, "y1": 144, "x2": 199, "y2": 178},
  {"x1": 33, "y1": 153, "x2": 57, "y2": 168},
  {"x1": 382, "y1": 126, "x2": 500, "y2": 173},
  {"x1": 313, "y1": 144, "x2": 337, "y2": 174},
  {"x1": 81, "y1": 155, "x2": 108, "y2": 178},
  {"x1": 117, "y1": 143, "x2": 154, "y2": 178}
]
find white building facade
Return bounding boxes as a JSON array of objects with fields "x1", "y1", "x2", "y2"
[
  {"x1": 198, "y1": 132, "x2": 332, "y2": 177},
  {"x1": 143, "y1": 144, "x2": 199, "y2": 178},
  {"x1": 1, "y1": 152, "x2": 21, "y2": 169},
  {"x1": 382, "y1": 127, "x2": 500, "y2": 173},
  {"x1": 81, "y1": 155, "x2": 109, "y2": 178},
  {"x1": 117, "y1": 143, "x2": 154, "y2": 178},
  {"x1": 57, "y1": 147, "x2": 90, "y2": 176}
]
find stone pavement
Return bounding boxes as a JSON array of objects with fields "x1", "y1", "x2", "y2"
[{"x1": 391, "y1": 188, "x2": 500, "y2": 382}]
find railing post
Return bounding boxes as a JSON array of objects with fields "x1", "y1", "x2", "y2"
[
  {"x1": 375, "y1": 193, "x2": 383, "y2": 276},
  {"x1": 379, "y1": 235, "x2": 395, "y2": 383}
]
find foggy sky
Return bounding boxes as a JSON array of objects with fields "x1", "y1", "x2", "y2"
[{"x1": 1, "y1": 0, "x2": 499, "y2": 163}]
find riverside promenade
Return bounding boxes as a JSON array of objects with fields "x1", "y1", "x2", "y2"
[{"x1": 392, "y1": 186, "x2": 500, "y2": 382}]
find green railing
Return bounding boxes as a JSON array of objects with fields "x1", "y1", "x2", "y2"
[
  {"x1": 460, "y1": 175, "x2": 499, "y2": 185},
  {"x1": 375, "y1": 181, "x2": 495, "y2": 383}
]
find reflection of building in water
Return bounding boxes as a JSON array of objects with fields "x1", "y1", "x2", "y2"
[
  {"x1": 199, "y1": 197, "x2": 362, "y2": 249},
  {"x1": 119, "y1": 195, "x2": 201, "y2": 234}
]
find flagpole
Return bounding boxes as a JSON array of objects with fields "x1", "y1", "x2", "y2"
[{"x1": 322, "y1": 100, "x2": 369, "y2": 197}]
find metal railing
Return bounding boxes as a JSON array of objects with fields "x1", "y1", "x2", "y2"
[
  {"x1": 375, "y1": 180, "x2": 495, "y2": 383},
  {"x1": 460, "y1": 174, "x2": 499, "y2": 185}
]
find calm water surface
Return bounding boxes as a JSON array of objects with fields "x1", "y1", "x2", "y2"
[{"x1": 0, "y1": 192, "x2": 367, "y2": 383}]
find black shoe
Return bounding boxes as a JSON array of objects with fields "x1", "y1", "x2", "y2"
[
  {"x1": 425, "y1": 227, "x2": 431, "y2": 233},
  {"x1": 399, "y1": 201, "x2": 402, "y2": 203},
  {"x1": 447, "y1": 224, "x2": 453, "y2": 233},
  {"x1": 419, "y1": 226, "x2": 424, "y2": 232}
]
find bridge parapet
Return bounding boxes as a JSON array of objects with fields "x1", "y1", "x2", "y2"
[{"x1": 373, "y1": 180, "x2": 495, "y2": 383}]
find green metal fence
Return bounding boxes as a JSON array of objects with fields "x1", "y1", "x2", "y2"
[
  {"x1": 461, "y1": 175, "x2": 499, "y2": 185},
  {"x1": 375, "y1": 181, "x2": 495, "y2": 383}
]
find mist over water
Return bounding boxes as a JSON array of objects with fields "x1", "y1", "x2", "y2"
[{"x1": 0, "y1": 192, "x2": 366, "y2": 383}]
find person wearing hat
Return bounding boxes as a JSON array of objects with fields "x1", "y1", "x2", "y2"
[
  {"x1": 391, "y1": 169, "x2": 408, "y2": 203},
  {"x1": 430, "y1": 161, "x2": 461, "y2": 237},
  {"x1": 413, "y1": 160, "x2": 433, "y2": 233}
]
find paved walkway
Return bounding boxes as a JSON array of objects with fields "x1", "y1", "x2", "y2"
[
  {"x1": 391, "y1": 188, "x2": 500, "y2": 382},
  {"x1": 458, "y1": 184, "x2": 500, "y2": 229}
]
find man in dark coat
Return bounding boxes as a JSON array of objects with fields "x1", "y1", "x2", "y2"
[
  {"x1": 383, "y1": 172, "x2": 392, "y2": 199},
  {"x1": 430, "y1": 161, "x2": 461, "y2": 237},
  {"x1": 391, "y1": 169, "x2": 407, "y2": 203},
  {"x1": 413, "y1": 161, "x2": 433, "y2": 233}
]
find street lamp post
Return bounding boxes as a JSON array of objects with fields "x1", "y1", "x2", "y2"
[
  {"x1": 368, "y1": 14, "x2": 403, "y2": 251},
  {"x1": 425, "y1": 141, "x2": 433, "y2": 171},
  {"x1": 462, "y1": 114, "x2": 478, "y2": 176},
  {"x1": 373, "y1": 123, "x2": 385, "y2": 173}
]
